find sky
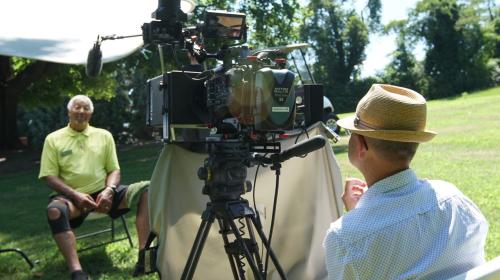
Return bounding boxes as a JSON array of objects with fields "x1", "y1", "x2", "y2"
[{"x1": 355, "y1": 0, "x2": 421, "y2": 77}]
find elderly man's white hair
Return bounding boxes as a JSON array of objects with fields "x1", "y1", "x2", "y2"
[{"x1": 67, "y1": 95, "x2": 94, "y2": 113}]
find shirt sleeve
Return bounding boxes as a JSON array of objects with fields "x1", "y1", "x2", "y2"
[
  {"x1": 324, "y1": 228, "x2": 355, "y2": 280},
  {"x1": 104, "y1": 132, "x2": 120, "y2": 172},
  {"x1": 38, "y1": 135, "x2": 59, "y2": 178}
]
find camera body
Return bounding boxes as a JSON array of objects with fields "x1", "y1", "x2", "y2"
[
  {"x1": 144, "y1": 2, "x2": 324, "y2": 146},
  {"x1": 146, "y1": 48, "x2": 300, "y2": 143}
]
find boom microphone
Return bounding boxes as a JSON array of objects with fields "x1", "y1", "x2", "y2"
[
  {"x1": 86, "y1": 39, "x2": 103, "y2": 78},
  {"x1": 278, "y1": 135, "x2": 326, "y2": 162}
]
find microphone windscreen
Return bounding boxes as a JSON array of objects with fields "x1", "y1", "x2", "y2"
[
  {"x1": 86, "y1": 42, "x2": 103, "y2": 77},
  {"x1": 279, "y1": 135, "x2": 326, "y2": 162}
]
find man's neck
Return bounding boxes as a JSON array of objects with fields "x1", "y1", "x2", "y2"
[
  {"x1": 361, "y1": 159, "x2": 409, "y2": 187},
  {"x1": 69, "y1": 123, "x2": 88, "y2": 132}
]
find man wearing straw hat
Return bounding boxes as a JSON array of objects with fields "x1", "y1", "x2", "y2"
[{"x1": 323, "y1": 84, "x2": 488, "y2": 279}]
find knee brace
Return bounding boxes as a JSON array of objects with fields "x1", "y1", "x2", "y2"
[{"x1": 47, "y1": 201, "x2": 71, "y2": 235}]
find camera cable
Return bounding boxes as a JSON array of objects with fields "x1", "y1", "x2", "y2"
[
  {"x1": 252, "y1": 156, "x2": 265, "y2": 259},
  {"x1": 295, "y1": 127, "x2": 310, "y2": 160},
  {"x1": 264, "y1": 163, "x2": 281, "y2": 277},
  {"x1": 294, "y1": 126, "x2": 310, "y2": 144}
]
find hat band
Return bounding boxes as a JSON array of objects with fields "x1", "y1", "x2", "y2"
[{"x1": 354, "y1": 115, "x2": 379, "y2": 130}]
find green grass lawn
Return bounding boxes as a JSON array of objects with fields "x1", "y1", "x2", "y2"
[
  {"x1": 1, "y1": 86, "x2": 499, "y2": 279},
  {"x1": 0, "y1": 144, "x2": 163, "y2": 280}
]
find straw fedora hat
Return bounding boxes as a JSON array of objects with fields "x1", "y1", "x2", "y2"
[{"x1": 337, "y1": 84, "x2": 437, "y2": 143}]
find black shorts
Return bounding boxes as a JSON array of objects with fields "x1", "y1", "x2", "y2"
[{"x1": 49, "y1": 185, "x2": 130, "y2": 229}]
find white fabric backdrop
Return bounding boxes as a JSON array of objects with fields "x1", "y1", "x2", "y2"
[{"x1": 148, "y1": 123, "x2": 344, "y2": 279}]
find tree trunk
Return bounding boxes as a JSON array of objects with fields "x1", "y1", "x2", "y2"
[
  {"x1": 0, "y1": 87, "x2": 19, "y2": 150},
  {"x1": 0, "y1": 56, "x2": 60, "y2": 151},
  {"x1": 0, "y1": 56, "x2": 18, "y2": 150}
]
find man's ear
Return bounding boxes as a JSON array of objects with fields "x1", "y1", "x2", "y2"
[{"x1": 357, "y1": 134, "x2": 369, "y2": 157}]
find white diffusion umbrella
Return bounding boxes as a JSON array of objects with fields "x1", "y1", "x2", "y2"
[{"x1": 0, "y1": 0, "x2": 195, "y2": 64}]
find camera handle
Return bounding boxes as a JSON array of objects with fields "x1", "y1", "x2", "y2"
[{"x1": 181, "y1": 199, "x2": 287, "y2": 280}]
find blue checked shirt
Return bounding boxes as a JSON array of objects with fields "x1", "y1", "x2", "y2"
[{"x1": 324, "y1": 169, "x2": 488, "y2": 280}]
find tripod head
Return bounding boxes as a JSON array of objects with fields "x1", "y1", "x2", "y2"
[
  {"x1": 197, "y1": 140, "x2": 254, "y2": 201},
  {"x1": 197, "y1": 136, "x2": 326, "y2": 202}
]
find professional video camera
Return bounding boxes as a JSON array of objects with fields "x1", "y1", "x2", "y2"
[
  {"x1": 144, "y1": 1, "x2": 324, "y2": 146},
  {"x1": 140, "y1": 1, "x2": 329, "y2": 279},
  {"x1": 83, "y1": 1, "x2": 328, "y2": 278}
]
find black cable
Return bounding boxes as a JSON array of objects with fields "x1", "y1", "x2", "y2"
[
  {"x1": 252, "y1": 162, "x2": 262, "y2": 216},
  {"x1": 264, "y1": 168, "x2": 280, "y2": 276},
  {"x1": 295, "y1": 126, "x2": 311, "y2": 158},
  {"x1": 294, "y1": 126, "x2": 310, "y2": 144},
  {"x1": 252, "y1": 156, "x2": 265, "y2": 258}
]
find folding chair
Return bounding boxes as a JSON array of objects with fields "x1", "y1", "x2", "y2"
[
  {"x1": 75, "y1": 212, "x2": 133, "y2": 252},
  {"x1": 0, "y1": 248, "x2": 36, "y2": 269}
]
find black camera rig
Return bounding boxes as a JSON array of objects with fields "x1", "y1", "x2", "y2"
[
  {"x1": 143, "y1": 1, "x2": 324, "y2": 146},
  {"x1": 84, "y1": 1, "x2": 328, "y2": 278},
  {"x1": 140, "y1": 1, "x2": 328, "y2": 279}
]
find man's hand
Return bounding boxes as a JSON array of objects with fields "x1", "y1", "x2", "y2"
[
  {"x1": 342, "y1": 178, "x2": 368, "y2": 211},
  {"x1": 95, "y1": 187, "x2": 114, "y2": 213},
  {"x1": 71, "y1": 192, "x2": 98, "y2": 213}
]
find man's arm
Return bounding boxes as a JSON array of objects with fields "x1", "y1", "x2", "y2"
[
  {"x1": 105, "y1": 170, "x2": 120, "y2": 190},
  {"x1": 43, "y1": 175, "x2": 97, "y2": 211},
  {"x1": 95, "y1": 131, "x2": 121, "y2": 212}
]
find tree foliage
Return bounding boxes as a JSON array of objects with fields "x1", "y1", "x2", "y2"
[
  {"x1": 409, "y1": 0, "x2": 493, "y2": 98},
  {"x1": 300, "y1": 0, "x2": 381, "y2": 112},
  {"x1": 382, "y1": 20, "x2": 424, "y2": 92},
  {"x1": 363, "y1": 0, "x2": 383, "y2": 32},
  {"x1": 246, "y1": 0, "x2": 300, "y2": 47},
  {"x1": 1, "y1": 55, "x2": 118, "y2": 150}
]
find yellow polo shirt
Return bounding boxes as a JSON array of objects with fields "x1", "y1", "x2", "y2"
[{"x1": 39, "y1": 125, "x2": 120, "y2": 194}]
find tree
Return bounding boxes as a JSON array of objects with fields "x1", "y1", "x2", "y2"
[
  {"x1": 0, "y1": 56, "x2": 116, "y2": 150},
  {"x1": 383, "y1": 20, "x2": 424, "y2": 91},
  {"x1": 409, "y1": 0, "x2": 492, "y2": 98},
  {"x1": 479, "y1": 1, "x2": 499, "y2": 84},
  {"x1": 300, "y1": 0, "x2": 381, "y2": 112},
  {"x1": 0, "y1": 57, "x2": 59, "y2": 150},
  {"x1": 113, "y1": 50, "x2": 163, "y2": 140},
  {"x1": 246, "y1": 0, "x2": 300, "y2": 47}
]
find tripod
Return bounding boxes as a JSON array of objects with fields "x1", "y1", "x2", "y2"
[
  {"x1": 181, "y1": 135, "x2": 326, "y2": 279},
  {"x1": 181, "y1": 198, "x2": 287, "y2": 280}
]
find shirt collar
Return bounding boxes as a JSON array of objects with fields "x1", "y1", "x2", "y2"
[
  {"x1": 66, "y1": 124, "x2": 91, "y2": 137},
  {"x1": 370, "y1": 168, "x2": 417, "y2": 193},
  {"x1": 356, "y1": 169, "x2": 417, "y2": 208}
]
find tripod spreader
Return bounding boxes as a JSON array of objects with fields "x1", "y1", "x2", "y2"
[{"x1": 181, "y1": 199, "x2": 287, "y2": 280}]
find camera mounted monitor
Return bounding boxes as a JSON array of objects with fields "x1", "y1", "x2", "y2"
[{"x1": 202, "y1": 11, "x2": 246, "y2": 40}]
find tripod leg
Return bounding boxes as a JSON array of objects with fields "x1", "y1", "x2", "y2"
[
  {"x1": 227, "y1": 218, "x2": 264, "y2": 280},
  {"x1": 249, "y1": 215, "x2": 288, "y2": 280},
  {"x1": 217, "y1": 219, "x2": 242, "y2": 279},
  {"x1": 245, "y1": 217, "x2": 264, "y2": 274},
  {"x1": 181, "y1": 208, "x2": 216, "y2": 280}
]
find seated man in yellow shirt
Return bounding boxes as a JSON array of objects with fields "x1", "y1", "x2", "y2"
[{"x1": 39, "y1": 95, "x2": 150, "y2": 280}]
